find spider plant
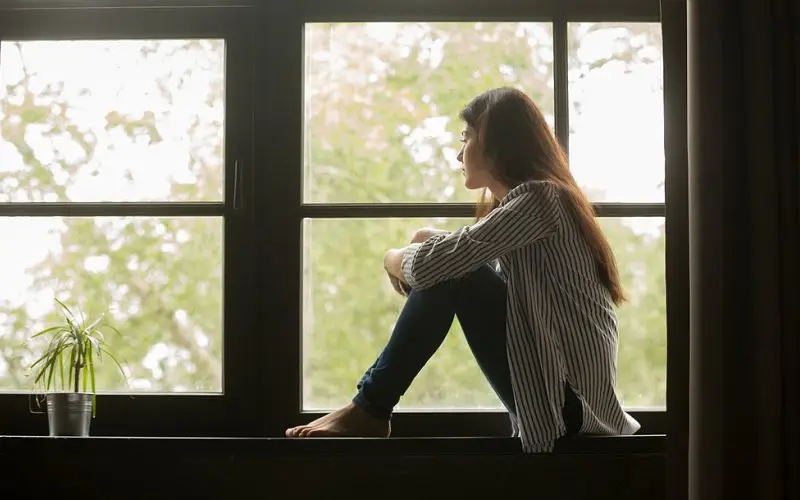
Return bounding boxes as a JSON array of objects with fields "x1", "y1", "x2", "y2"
[{"x1": 29, "y1": 299, "x2": 126, "y2": 417}]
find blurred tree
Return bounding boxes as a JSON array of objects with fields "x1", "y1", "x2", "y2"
[{"x1": 0, "y1": 40, "x2": 225, "y2": 391}]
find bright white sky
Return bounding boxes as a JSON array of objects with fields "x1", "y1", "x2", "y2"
[{"x1": 0, "y1": 23, "x2": 664, "y2": 381}]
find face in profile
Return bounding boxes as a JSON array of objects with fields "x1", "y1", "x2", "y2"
[{"x1": 456, "y1": 124, "x2": 493, "y2": 190}]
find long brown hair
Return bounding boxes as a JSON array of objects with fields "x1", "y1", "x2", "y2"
[{"x1": 459, "y1": 87, "x2": 626, "y2": 305}]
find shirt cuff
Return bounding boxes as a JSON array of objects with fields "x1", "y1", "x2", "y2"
[{"x1": 401, "y1": 243, "x2": 423, "y2": 288}]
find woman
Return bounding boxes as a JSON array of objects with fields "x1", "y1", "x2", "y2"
[{"x1": 286, "y1": 87, "x2": 641, "y2": 452}]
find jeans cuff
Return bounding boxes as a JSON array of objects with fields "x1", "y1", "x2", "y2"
[{"x1": 352, "y1": 392, "x2": 392, "y2": 420}]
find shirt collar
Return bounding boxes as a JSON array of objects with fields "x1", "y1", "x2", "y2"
[{"x1": 499, "y1": 181, "x2": 540, "y2": 206}]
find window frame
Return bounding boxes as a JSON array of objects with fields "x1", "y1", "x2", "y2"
[
  {"x1": 0, "y1": 5, "x2": 260, "y2": 436},
  {"x1": 0, "y1": 0, "x2": 684, "y2": 440},
  {"x1": 256, "y1": 0, "x2": 671, "y2": 438}
]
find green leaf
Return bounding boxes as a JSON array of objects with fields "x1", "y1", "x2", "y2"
[
  {"x1": 92, "y1": 329, "x2": 107, "y2": 344},
  {"x1": 54, "y1": 298, "x2": 75, "y2": 322},
  {"x1": 84, "y1": 334, "x2": 102, "y2": 353},
  {"x1": 87, "y1": 344, "x2": 97, "y2": 417},
  {"x1": 83, "y1": 314, "x2": 105, "y2": 336},
  {"x1": 30, "y1": 325, "x2": 65, "y2": 339},
  {"x1": 83, "y1": 342, "x2": 91, "y2": 392},
  {"x1": 101, "y1": 323, "x2": 122, "y2": 337},
  {"x1": 30, "y1": 351, "x2": 53, "y2": 370},
  {"x1": 67, "y1": 344, "x2": 77, "y2": 390},
  {"x1": 58, "y1": 348, "x2": 65, "y2": 391},
  {"x1": 100, "y1": 346, "x2": 127, "y2": 385},
  {"x1": 32, "y1": 358, "x2": 50, "y2": 384},
  {"x1": 45, "y1": 353, "x2": 57, "y2": 391},
  {"x1": 33, "y1": 343, "x2": 64, "y2": 389},
  {"x1": 76, "y1": 306, "x2": 87, "y2": 333}
]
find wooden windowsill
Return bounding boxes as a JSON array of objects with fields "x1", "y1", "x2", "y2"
[{"x1": 0, "y1": 433, "x2": 664, "y2": 455}]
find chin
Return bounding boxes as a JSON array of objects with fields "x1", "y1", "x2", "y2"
[{"x1": 464, "y1": 179, "x2": 481, "y2": 190}]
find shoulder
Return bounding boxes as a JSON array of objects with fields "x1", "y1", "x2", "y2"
[{"x1": 501, "y1": 181, "x2": 563, "y2": 213}]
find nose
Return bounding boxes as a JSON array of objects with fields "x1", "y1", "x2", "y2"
[{"x1": 456, "y1": 146, "x2": 464, "y2": 163}]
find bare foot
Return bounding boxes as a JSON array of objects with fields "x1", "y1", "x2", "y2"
[
  {"x1": 284, "y1": 406, "x2": 348, "y2": 436},
  {"x1": 285, "y1": 403, "x2": 391, "y2": 438}
]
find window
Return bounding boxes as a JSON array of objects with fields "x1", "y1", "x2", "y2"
[
  {"x1": 302, "y1": 22, "x2": 555, "y2": 206},
  {"x1": 295, "y1": 15, "x2": 666, "y2": 435},
  {"x1": 302, "y1": 21, "x2": 556, "y2": 413},
  {"x1": 0, "y1": 38, "x2": 227, "y2": 392},
  {"x1": 0, "y1": 0, "x2": 673, "y2": 439},
  {"x1": 0, "y1": 216, "x2": 224, "y2": 392},
  {"x1": 567, "y1": 22, "x2": 666, "y2": 409},
  {"x1": 0, "y1": 6, "x2": 255, "y2": 436}
]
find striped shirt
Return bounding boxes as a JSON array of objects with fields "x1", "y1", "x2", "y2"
[{"x1": 401, "y1": 180, "x2": 641, "y2": 452}]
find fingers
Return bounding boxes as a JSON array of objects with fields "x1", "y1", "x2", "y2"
[
  {"x1": 388, "y1": 273, "x2": 403, "y2": 295},
  {"x1": 391, "y1": 279, "x2": 403, "y2": 295},
  {"x1": 387, "y1": 272, "x2": 409, "y2": 297}
]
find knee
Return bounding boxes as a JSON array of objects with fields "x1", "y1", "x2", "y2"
[{"x1": 415, "y1": 265, "x2": 502, "y2": 298}]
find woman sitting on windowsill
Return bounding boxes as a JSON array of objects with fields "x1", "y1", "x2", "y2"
[{"x1": 285, "y1": 87, "x2": 640, "y2": 453}]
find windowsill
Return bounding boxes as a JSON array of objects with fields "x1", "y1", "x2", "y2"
[
  {"x1": 0, "y1": 433, "x2": 665, "y2": 455},
  {"x1": 1, "y1": 434, "x2": 666, "y2": 498}
]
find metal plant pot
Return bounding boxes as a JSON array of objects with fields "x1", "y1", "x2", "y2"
[{"x1": 46, "y1": 392, "x2": 93, "y2": 437}]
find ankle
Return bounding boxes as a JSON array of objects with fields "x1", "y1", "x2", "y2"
[
  {"x1": 348, "y1": 402, "x2": 390, "y2": 423},
  {"x1": 351, "y1": 392, "x2": 393, "y2": 420}
]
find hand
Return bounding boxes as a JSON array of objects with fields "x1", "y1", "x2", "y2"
[
  {"x1": 384, "y1": 248, "x2": 404, "y2": 279},
  {"x1": 386, "y1": 271, "x2": 410, "y2": 297},
  {"x1": 410, "y1": 227, "x2": 449, "y2": 244}
]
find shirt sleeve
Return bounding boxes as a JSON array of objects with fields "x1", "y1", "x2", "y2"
[{"x1": 401, "y1": 182, "x2": 561, "y2": 290}]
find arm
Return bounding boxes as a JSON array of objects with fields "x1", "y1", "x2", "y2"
[
  {"x1": 383, "y1": 227, "x2": 452, "y2": 289},
  {"x1": 411, "y1": 227, "x2": 451, "y2": 244},
  {"x1": 398, "y1": 182, "x2": 562, "y2": 290}
]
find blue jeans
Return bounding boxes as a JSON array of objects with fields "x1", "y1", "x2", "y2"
[
  {"x1": 353, "y1": 264, "x2": 583, "y2": 436},
  {"x1": 353, "y1": 264, "x2": 516, "y2": 418}
]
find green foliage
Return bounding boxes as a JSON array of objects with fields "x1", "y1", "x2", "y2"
[
  {"x1": 1, "y1": 22, "x2": 667, "y2": 415},
  {"x1": 29, "y1": 299, "x2": 126, "y2": 415}
]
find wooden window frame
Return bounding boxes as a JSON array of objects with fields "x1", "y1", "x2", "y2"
[{"x1": 0, "y1": 0, "x2": 687, "y2": 441}]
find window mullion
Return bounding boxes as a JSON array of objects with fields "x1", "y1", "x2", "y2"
[
  {"x1": 298, "y1": 203, "x2": 665, "y2": 219},
  {"x1": 252, "y1": 1, "x2": 304, "y2": 436},
  {"x1": 0, "y1": 203, "x2": 225, "y2": 217},
  {"x1": 554, "y1": 17, "x2": 570, "y2": 155},
  {"x1": 219, "y1": 16, "x2": 261, "y2": 433}
]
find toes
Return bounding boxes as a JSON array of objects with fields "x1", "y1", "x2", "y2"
[
  {"x1": 299, "y1": 426, "x2": 321, "y2": 437},
  {"x1": 285, "y1": 426, "x2": 306, "y2": 437},
  {"x1": 303, "y1": 426, "x2": 337, "y2": 437},
  {"x1": 286, "y1": 422, "x2": 332, "y2": 438}
]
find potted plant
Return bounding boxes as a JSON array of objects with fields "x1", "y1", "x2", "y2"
[{"x1": 29, "y1": 299, "x2": 126, "y2": 437}]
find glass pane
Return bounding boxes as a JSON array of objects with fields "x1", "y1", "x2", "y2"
[
  {"x1": 303, "y1": 22, "x2": 554, "y2": 204},
  {"x1": 302, "y1": 217, "x2": 501, "y2": 411},
  {"x1": 0, "y1": 216, "x2": 223, "y2": 393},
  {"x1": 302, "y1": 216, "x2": 665, "y2": 411},
  {"x1": 568, "y1": 23, "x2": 664, "y2": 202},
  {"x1": 599, "y1": 217, "x2": 666, "y2": 409},
  {"x1": 0, "y1": 40, "x2": 226, "y2": 203}
]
